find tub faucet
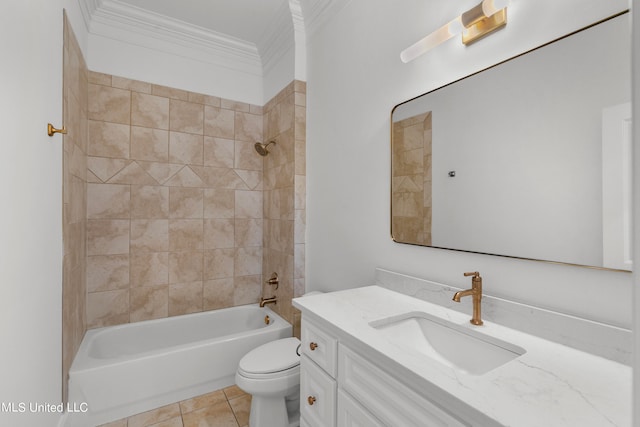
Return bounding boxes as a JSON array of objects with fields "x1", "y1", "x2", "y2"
[
  {"x1": 259, "y1": 296, "x2": 277, "y2": 307},
  {"x1": 452, "y1": 271, "x2": 483, "y2": 326}
]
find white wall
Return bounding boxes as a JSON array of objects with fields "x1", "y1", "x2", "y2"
[
  {"x1": 261, "y1": 0, "x2": 299, "y2": 102},
  {"x1": 631, "y1": 0, "x2": 640, "y2": 420},
  {"x1": 263, "y1": 45, "x2": 296, "y2": 102},
  {"x1": 0, "y1": 1, "x2": 72, "y2": 425},
  {"x1": 88, "y1": 32, "x2": 265, "y2": 106},
  {"x1": 305, "y1": 0, "x2": 632, "y2": 328}
]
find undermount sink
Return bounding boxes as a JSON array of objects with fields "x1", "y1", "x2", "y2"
[{"x1": 369, "y1": 311, "x2": 525, "y2": 375}]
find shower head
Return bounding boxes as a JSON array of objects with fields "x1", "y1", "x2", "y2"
[{"x1": 254, "y1": 141, "x2": 276, "y2": 156}]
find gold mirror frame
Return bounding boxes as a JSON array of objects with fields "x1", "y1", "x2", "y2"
[{"x1": 390, "y1": 11, "x2": 631, "y2": 272}]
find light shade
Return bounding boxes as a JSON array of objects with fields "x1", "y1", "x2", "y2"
[
  {"x1": 400, "y1": 16, "x2": 463, "y2": 63},
  {"x1": 400, "y1": 0, "x2": 509, "y2": 63},
  {"x1": 483, "y1": 0, "x2": 509, "y2": 16}
]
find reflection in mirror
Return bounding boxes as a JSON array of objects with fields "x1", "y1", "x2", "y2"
[
  {"x1": 391, "y1": 12, "x2": 631, "y2": 271},
  {"x1": 392, "y1": 112, "x2": 432, "y2": 246}
]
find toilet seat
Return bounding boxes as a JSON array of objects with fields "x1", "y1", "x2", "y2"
[
  {"x1": 238, "y1": 337, "x2": 300, "y2": 379},
  {"x1": 238, "y1": 364, "x2": 300, "y2": 380}
]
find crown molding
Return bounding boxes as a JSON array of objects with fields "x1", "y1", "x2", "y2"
[
  {"x1": 258, "y1": 0, "x2": 296, "y2": 75},
  {"x1": 80, "y1": 0, "x2": 330, "y2": 79},
  {"x1": 302, "y1": 0, "x2": 352, "y2": 38},
  {"x1": 290, "y1": 0, "x2": 307, "y2": 80},
  {"x1": 83, "y1": 0, "x2": 263, "y2": 75},
  {"x1": 290, "y1": 0, "x2": 306, "y2": 34},
  {"x1": 78, "y1": 0, "x2": 99, "y2": 33}
]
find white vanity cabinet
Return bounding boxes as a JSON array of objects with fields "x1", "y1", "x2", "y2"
[
  {"x1": 300, "y1": 320, "x2": 338, "y2": 427},
  {"x1": 338, "y1": 344, "x2": 467, "y2": 427},
  {"x1": 336, "y1": 389, "x2": 384, "y2": 427},
  {"x1": 300, "y1": 318, "x2": 468, "y2": 427}
]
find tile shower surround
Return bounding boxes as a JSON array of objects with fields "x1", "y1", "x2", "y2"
[
  {"x1": 262, "y1": 81, "x2": 307, "y2": 332},
  {"x1": 62, "y1": 14, "x2": 88, "y2": 402},
  {"x1": 61, "y1": 16, "x2": 305, "y2": 408},
  {"x1": 84, "y1": 72, "x2": 306, "y2": 330},
  {"x1": 62, "y1": 16, "x2": 306, "y2": 401}
]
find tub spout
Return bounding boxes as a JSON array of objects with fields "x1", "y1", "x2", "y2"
[{"x1": 259, "y1": 296, "x2": 277, "y2": 307}]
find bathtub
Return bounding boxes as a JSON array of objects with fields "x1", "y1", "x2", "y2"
[{"x1": 66, "y1": 304, "x2": 291, "y2": 427}]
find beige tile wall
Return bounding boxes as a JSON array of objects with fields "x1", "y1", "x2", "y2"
[
  {"x1": 62, "y1": 14, "x2": 88, "y2": 402},
  {"x1": 86, "y1": 72, "x2": 264, "y2": 327},
  {"x1": 85, "y1": 73, "x2": 306, "y2": 330},
  {"x1": 262, "y1": 81, "x2": 306, "y2": 335},
  {"x1": 392, "y1": 112, "x2": 432, "y2": 246}
]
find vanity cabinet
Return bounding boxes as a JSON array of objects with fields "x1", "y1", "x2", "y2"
[
  {"x1": 302, "y1": 320, "x2": 337, "y2": 376},
  {"x1": 300, "y1": 321, "x2": 338, "y2": 427},
  {"x1": 339, "y1": 344, "x2": 467, "y2": 426},
  {"x1": 300, "y1": 318, "x2": 467, "y2": 427},
  {"x1": 300, "y1": 354, "x2": 337, "y2": 427},
  {"x1": 336, "y1": 389, "x2": 384, "y2": 427}
]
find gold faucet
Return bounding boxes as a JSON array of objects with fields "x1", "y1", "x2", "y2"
[
  {"x1": 259, "y1": 296, "x2": 277, "y2": 307},
  {"x1": 452, "y1": 271, "x2": 483, "y2": 326}
]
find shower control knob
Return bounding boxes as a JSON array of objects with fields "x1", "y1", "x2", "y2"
[
  {"x1": 307, "y1": 396, "x2": 316, "y2": 405},
  {"x1": 309, "y1": 342, "x2": 318, "y2": 351}
]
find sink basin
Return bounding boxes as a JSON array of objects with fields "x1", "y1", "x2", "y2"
[{"x1": 369, "y1": 312, "x2": 525, "y2": 375}]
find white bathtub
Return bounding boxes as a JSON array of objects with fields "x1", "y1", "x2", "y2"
[{"x1": 67, "y1": 304, "x2": 291, "y2": 427}]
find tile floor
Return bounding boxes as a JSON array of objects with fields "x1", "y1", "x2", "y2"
[{"x1": 98, "y1": 385, "x2": 251, "y2": 427}]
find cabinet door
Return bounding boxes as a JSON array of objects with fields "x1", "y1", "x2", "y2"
[
  {"x1": 300, "y1": 355, "x2": 337, "y2": 427},
  {"x1": 337, "y1": 389, "x2": 385, "y2": 427},
  {"x1": 339, "y1": 345, "x2": 468, "y2": 427}
]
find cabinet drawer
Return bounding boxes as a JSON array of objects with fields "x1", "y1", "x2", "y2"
[
  {"x1": 337, "y1": 389, "x2": 385, "y2": 427},
  {"x1": 301, "y1": 320, "x2": 337, "y2": 377},
  {"x1": 338, "y1": 345, "x2": 468, "y2": 427},
  {"x1": 300, "y1": 355, "x2": 337, "y2": 427}
]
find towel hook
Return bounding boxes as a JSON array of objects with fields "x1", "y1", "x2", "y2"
[{"x1": 47, "y1": 123, "x2": 67, "y2": 137}]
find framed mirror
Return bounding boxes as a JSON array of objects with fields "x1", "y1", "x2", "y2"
[{"x1": 391, "y1": 12, "x2": 631, "y2": 271}]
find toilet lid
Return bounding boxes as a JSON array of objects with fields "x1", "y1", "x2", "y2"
[{"x1": 238, "y1": 337, "x2": 300, "y2": 374}]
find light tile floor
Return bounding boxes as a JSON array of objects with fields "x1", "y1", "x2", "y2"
[{"x1": 98, "y1": 385, "x2": 251, "y2": 427}]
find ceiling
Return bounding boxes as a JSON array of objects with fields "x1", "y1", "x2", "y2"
[{"x1": 117, "y1": 0, "x2": 288, "y2": 45}]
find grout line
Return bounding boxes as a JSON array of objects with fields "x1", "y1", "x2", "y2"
[{"x1": 226, "y1": 399, "x2": 242, "y2": 427}]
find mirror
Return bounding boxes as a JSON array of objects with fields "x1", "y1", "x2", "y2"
[{"x1": 391, "y1": 12, "x2": 631, "y2": 271}]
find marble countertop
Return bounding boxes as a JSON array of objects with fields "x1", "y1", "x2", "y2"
[{"x1": 293, "y1": 286, "x2": 631, "y2": 427}]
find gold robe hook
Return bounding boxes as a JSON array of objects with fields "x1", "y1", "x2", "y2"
[{"x1": 47, "y1": 123, "x2": 67, "y2": 137}]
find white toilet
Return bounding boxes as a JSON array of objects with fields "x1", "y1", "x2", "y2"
[{"x1": 235, "y1": 336, "x2": 301, "y2": 427}]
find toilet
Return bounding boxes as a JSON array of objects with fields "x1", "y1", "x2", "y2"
[{"x1": 235, "y1": 337, "x2": 301, "y2": 427}]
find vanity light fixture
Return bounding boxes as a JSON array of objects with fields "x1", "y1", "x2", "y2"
[{"x1": 400, "y1": 0, "x2": 509, "y2": 63}]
